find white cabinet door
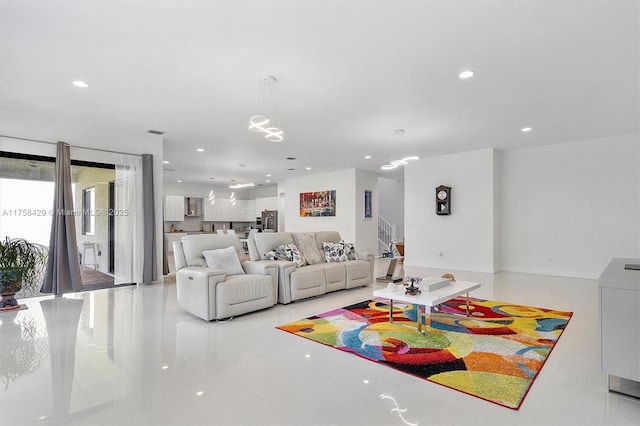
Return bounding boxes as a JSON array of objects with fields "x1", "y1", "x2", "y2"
[
  {"x1": 228, "y1": 199, "x2": 239, "y2": 221},
  {"x1": 164, "y1": 196, "x2": 184, "y2": 222},
  {"x1": 245, "y1": 199, "x2": 256, "y2": 221},
  {"x1": 234, "y1": 200, "x2": 247, "y2": 221},
  {"x1": 215, "y1": 198, "x2": 230, "y2": 221},
  {"x1": 203, "y1": 199, "x2": 215, "y2": 221}
]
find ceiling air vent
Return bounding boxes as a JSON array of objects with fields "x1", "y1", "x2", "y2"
[
  {"x1": 285, "y1": 157, "x2": 296, "y2": 160},
  {"x1": 148, "y1": 129, "x2": 165, "y2": 135}
]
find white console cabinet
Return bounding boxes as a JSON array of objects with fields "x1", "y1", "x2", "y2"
[{"x1": 598, "y1": 258, "x2": 640, "y2": 398}]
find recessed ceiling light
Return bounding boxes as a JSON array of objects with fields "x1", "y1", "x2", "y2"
[
  {"x1": 72, "y1": 80, "x2": 89, "y2": 88},
  {"x1": 196, "y1": 148, "x2": 205, "y2": 152},
  {"x1": 266, "y1": 174, "x2": 271, "y2": 177},
  {"x1": 163, "y1": 160, "x2": 170, "y2": 164},
  {"x1": 458, "y1": 70, "x2": 475, "y2": 79},
  {"x1": 195, "y1": 391, "x2": 204, "y2": 396},
  {"x1": 177, "y1": 180, "x2": 182, "y2": 183},
  {"x1": 521, "y1": 127, "x2": 533, "y2": 132},
  {"x1": 305, "y1": 167, "x2": 311, "y2": 170},
  {"x1": 364, "y1": 155, "x2": 372, "y2": 159},
  {"x1": 265, "y1": 180, "x2": 271, "y2": 183}
]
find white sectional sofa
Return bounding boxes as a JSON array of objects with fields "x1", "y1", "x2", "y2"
[
  {"x1": 173, "y1": 234, "x2": 278, "y2": 320},
  {"x1": 247, "y1": 231, "x2": 374, "y2": 304}
]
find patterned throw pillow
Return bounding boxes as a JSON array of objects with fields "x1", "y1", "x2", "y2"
[
  {"x1": 264, "y1": 243, "x2": 307, "y2": 267},
  {"x1": 343, "y1": 242, "x2": 358, "y2": 260},
  {"x1": 322, "y1": 241, "x2": 349, "y2": 263}
]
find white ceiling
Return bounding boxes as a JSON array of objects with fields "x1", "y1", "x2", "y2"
[{"x1": 1, "y1": 0, "x2": 638, "y2": 188}]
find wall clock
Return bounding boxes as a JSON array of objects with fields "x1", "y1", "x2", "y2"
[{"x1": 435, "y1": 185, "x2": 451, "y2": 215}]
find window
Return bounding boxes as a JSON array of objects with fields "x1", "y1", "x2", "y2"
[{"x1": 82, "y1": 187, "x2": 95, "y2": 235}]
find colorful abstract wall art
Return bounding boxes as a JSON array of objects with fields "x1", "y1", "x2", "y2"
[{"x1": 300, "y1": 190, "x2": 336, "y2": 217}]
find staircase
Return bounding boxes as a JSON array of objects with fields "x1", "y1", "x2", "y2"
[{"x1": 378, "y1": 215, "x2": 396, "y2": 254}]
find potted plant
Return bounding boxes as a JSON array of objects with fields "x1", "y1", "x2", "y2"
[{"x1": 0, "y1": 237, "x2": 47, "y2": 310}]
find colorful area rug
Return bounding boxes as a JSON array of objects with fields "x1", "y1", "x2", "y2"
[{"x1": 277, "y1": 297, "x2": 572, "y2": 409}]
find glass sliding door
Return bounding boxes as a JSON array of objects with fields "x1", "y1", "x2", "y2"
[
  {"x1": 70, "y1": 162, "x2": 116, "y2": 289},
  {"x1": 0, "y1": 153, "x2": 58, "y2": 247},
  {"x1": 0, "y1": 153, "x2": 56, "y2": 296}
]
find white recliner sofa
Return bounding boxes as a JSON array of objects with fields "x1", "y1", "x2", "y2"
[
  {"x1": 247, "y1": 231, "x2": 374, "y2": 304},
  {"x1": 173, "y1": 234, "x2": 278, "y2": 320}
]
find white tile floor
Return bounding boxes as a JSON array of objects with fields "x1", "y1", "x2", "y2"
[{"x1": 1, "y1": 264, "x2": 639, "y2": 425}]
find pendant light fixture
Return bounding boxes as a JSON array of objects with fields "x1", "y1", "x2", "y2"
[
  {"x1": 249, "y1": 74, "x2": 284, "y2": 142},
  {"x1": 381, "y1": 129, "x2": 419, "y2": 170}
]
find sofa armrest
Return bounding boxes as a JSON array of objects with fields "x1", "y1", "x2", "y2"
[
  {"x1": 357, "y1": 252, "x2": 375, "y2": 284},
  {"x1": 176, "y1": 266, "x2": 226, "y2": 320},
  {"x1": 242, "y1": 260, "x2": 279, "y2": 304}
]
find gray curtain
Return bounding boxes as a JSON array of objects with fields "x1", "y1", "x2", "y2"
[
  {"x1": 142, "y1": 154, "x2": 157, "y2": 283},
  {"x1": 41, "y1": 142, "x2": 83, "y2": 294}
]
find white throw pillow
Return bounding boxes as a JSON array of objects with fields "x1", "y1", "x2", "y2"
[{"x1": 202, "y1": 246, "x2": 245, "y2": 276}]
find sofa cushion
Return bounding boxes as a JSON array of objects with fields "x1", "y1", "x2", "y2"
[
  {"x1": 265, "y1": 243, "x2": 307, "y2": 267},
  {"x1": 292, "y1": 232, "x2": 324, "y2": 265},
  {"x1": 202, "y1": 246, "x2": 245, "y2": 275},
  {"x1": 322, "y1": 241, "x2": 349, "y2": 262}
]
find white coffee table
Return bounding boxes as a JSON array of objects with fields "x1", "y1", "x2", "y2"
[{"x1": 373, "y1": 280, "x2": 481, "y2": 334}]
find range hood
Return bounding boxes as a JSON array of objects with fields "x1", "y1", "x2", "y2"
[{"x1": 184, "y1": 197, "x2": 202, "y2": 217}]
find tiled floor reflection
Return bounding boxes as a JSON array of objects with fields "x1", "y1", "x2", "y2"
[{"x1": 1, "y1": 266, "x2": 638, "y2": 425}]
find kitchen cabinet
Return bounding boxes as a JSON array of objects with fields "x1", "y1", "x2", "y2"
[
  {"x1": 245, "y1": 199, "x2": 256, "y2": 221},
  {"x1": 188, "y1": 196, "x2": 262, "y2": 222},
  {"x1": 165, "y1": 232, "x2": 187, "y2": 254},
  {"x1": 203, "y1": 199, "x2": 215, "y2": 221},
  {"x1": 164, "y1": 195, "x2": 185, "y2": 222},
  {"x1": 215, "y1": 198, "x2": 231, "y2": 221}
]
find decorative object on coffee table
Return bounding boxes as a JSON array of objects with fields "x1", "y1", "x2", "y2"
[
  {"x1": 404, "y1": 276, "x2": 422, "y2": 295},
  {"x1": 0, "y1": 237, "x2": 47, "y2": 310},
  {"x1": 442, "y1": 273, "x2": 456, "y2": 282}
]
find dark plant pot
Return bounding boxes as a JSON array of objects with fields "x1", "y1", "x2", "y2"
[{"x1": 0, "y1": 270, "x2": 22, "y2": 309}]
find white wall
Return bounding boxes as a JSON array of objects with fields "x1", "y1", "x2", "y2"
[
  {"x1": 500, "y1": 134, "x2": 640, "y2": 279},
  {"x1": 378, "y1": 177, "x2": 405, "y2": 240},
  {"x1": 405, "y1": 149, "x2": 497, "y2": 273},
  {"x1": 284, "y1": 169, "x2": 356, "y2": 242}
]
